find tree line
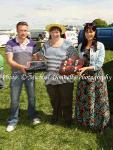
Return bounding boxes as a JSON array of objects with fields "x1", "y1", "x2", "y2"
[{"x1": 93, "y1": 18, "x2": 113, "y2": 27}]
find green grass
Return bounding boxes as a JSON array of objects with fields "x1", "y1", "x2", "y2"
[{"x1": 0, "y1": 48, "x2": 113, "y2": 150}]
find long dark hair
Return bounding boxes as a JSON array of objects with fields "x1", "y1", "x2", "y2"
[{"x1": 81, "y1": 22, "x2": 97, "y2": 52}]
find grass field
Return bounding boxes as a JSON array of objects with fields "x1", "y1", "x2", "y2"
[{"x1": 0, "y1": 48, "x2": 113, "y2": 150}]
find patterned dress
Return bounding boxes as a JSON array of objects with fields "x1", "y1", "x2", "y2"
[{"x1": 75, "y1": 49, "x2": 110, "y2": 130}]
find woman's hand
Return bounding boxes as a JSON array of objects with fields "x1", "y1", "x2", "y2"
[{"x1": 78, "y1": 67, "x2": 88, "y2": 76}]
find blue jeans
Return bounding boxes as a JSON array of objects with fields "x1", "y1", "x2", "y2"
[{"x1": 8, "y1": 72, "x2": 37, "y2": 125}]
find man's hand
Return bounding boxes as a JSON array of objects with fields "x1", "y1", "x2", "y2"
[
  {"x1": 19, "y1": 65, "x2": 27, "y2": 74},
  {"x1": 6, "y1": 53, "x2": 28, "y2": 74}
]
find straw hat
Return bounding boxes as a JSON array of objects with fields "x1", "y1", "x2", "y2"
[{"x1": 45, "y1": 23, "x2": 66, "y2": 34}]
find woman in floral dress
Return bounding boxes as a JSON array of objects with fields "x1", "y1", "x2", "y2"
[{"x1": 75, "y1": 23, "x2": 110, "y2": 133}]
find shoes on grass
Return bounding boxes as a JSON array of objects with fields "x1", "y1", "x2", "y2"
[
  {"x1": 6, "y1": 124, "x2": 16, "y2": 132},
  {"x1": 32, "y1": 118, "x2": 41, "y2": 125}
]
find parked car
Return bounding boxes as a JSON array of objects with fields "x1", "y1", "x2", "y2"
[
  {"x1": 30, "y1": 30, "x2": 49, "y2": 42},
  {"x1": 78, "y1": 27, "x2": 113, "y2": 50}
]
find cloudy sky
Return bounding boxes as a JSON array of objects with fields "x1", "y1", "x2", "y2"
[{"x1": 0, "y1": 0, "x2": 113, "y2": 29}]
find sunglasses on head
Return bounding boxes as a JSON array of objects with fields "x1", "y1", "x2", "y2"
[
  {"x1": 84, "y1": 23, "x2": 96, "y2": 31},
  {"x1": 85, "y1": 23, "x2": 96, "y2": 26}
]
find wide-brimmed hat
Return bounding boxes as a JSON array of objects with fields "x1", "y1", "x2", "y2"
[{"x1": 45, "y1": 23, "x2": 66, "y2": 34}]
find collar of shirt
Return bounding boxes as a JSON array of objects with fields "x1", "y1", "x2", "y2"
[{"x1": 16, "y1": 37, "x2": 30, "y2": 50}]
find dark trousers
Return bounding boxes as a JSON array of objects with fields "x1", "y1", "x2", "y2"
[{"x1": 46, "y1": 83, "x2": 74, "y2": 121}]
